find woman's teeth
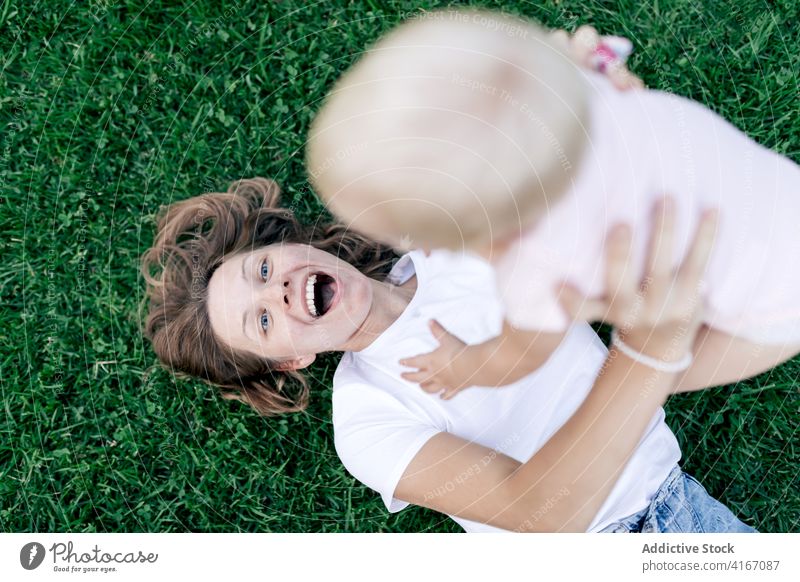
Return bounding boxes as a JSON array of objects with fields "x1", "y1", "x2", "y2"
[{"x1": 306, "y1": 274, "x2": 318, "y2": 317}]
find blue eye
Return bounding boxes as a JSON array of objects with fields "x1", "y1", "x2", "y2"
[
  {"x1": 260, "y1": 259, "x2": 269, "y2": 280},
  {"x1": 258, "y1": 257, "x2": 270, "y2": 334}
]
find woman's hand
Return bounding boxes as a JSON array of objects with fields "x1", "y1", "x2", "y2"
[
  {"x1": 557, "y1": 197, "x2": 720, "y2": 360},
  {"x1": 396, "y1": 199, "x2": 720, "y2": 532},
  {"x1": 550, "y1": 25, "x2": 644, "y2": 90}
]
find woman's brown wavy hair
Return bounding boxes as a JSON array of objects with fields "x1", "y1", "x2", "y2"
[{"x1": 140, "y1": 177, "x2": 398, "y2": 417}]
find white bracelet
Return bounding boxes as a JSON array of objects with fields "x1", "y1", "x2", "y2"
[{"x1": 610, "y1": 328, "x2": 693, "y2": 373}]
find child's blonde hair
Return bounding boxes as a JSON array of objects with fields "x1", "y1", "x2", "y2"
[{"x1": 307, "y1": 9, "x2": 589, "y2": 250}]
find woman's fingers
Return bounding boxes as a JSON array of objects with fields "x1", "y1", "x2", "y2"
[
  {"x1": 604, "y1": 223, "x2": 636, "y2": 303},
  {"x1": 556, "y1": 281, "x2": 606, "y2": 321},
  {"x1": 646, "y1": 197, "x2": 677, "y2": 279},
  {"x1": 678, "y1": 208, "x2": 720, "y2": 285}
]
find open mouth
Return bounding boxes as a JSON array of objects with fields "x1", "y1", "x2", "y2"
[{"x1": 305, "y1": 272, "x2": 337, "y2": 318}]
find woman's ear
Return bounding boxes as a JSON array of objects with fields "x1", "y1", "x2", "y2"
[{"x1": 274, "y1": 355, "x2": 316, "y2": 371}]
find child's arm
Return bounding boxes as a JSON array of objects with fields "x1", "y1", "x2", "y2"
[{"x1": 399, "y1": 320, "x2": 566, "y2": 399}]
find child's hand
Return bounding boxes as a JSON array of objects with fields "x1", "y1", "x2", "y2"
[
  {"x1": 550, "y1": 25, "x2": 644, "y2": 90},
  {"x1": 399, "y1": 320, "x2": 477, "y2": 400}
]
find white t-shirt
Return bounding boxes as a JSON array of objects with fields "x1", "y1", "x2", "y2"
[
  {"x1": 495, "y1": 71, "x2": 800, "y2": 344},
  {"x1": 332, "y1": 249, "x2": 680, "y2": 532}
]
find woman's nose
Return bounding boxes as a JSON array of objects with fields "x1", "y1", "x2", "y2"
[
  {"x1": 261, "y1": 278, "x2": 289, "y2": 306},
  {"x1": 262, "y1": 278, "x2": 293, "y2": 312}
]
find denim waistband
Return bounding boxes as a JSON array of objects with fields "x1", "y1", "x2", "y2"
[
  {"x1": 597, "y1": 464, "x2": 683, "y2": 533},
  {"x1": 597, "y1": 464, "x2": 757, "y2": 533}
]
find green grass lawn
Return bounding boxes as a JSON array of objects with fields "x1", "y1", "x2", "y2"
[{"x1": 1, "y1": 0, "x2": 798, "y2": 532}]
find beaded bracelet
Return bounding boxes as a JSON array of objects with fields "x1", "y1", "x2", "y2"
[{"x1": 610, "y1": 328, "x2": 693, "y2": 373}]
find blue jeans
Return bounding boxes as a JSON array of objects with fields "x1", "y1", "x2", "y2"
[{"x1": 598, "y1": 465, "x2": 758, "y2": 533}]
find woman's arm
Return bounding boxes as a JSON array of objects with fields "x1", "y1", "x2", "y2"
[
  {"x1": 395, "y1": 200, "x2": 719, "y2": 531},
  {"x1": 396, "y1": 333, "x2": 679, "y2": 532}
]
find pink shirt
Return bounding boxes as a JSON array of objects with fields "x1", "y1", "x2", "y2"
[{"x1": 495, "y1": 72, "x2": 800, "y2": 344}]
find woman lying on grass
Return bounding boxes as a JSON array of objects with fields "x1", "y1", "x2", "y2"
[
  {"x1": 140, "y1": 29, "x2": 755, "y2": 532},
  {"x1": 140, "y1": 174, "x2": 753, "y2": 533}
]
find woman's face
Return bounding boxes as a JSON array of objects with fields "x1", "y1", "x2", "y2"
[{"x1": 206, "y1": 243, "x2": 374, "y2": 367}]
